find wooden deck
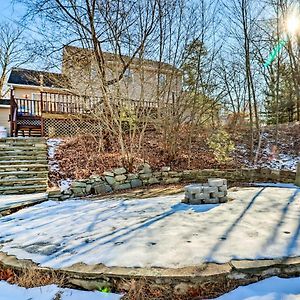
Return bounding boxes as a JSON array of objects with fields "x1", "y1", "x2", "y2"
[{"x1": 9, "y1": 91, "x2": 160, "y2": 137}]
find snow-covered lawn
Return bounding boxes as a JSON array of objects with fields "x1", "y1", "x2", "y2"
[
  {"x1": 215, "y1": 276, "x2": 300, "y2": 300},
  {"x1": 0, "y1": 281, "x2": 121, "y2": 300},
  {"x1": 0, "y1": 186, "x2": 300, "y2": 268}
]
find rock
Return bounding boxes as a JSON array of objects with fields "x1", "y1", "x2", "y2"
[
  {"x1": 208, "y1": 178, "x2": 224, "y2": 187},
  {"x1": 86, "y1": 184, "x2": 92, "y2": 194},
  {"x1": 139, "y1": 173, "x2": 152, "y2": 180},
  {"x1": 105, "y1": 176, "x2": 116, "y2": 185},
  {"x1": 148, "y1": 177, "x2": 160, "y2": 185},
  {"x1": 168, "y1": 171, "x2": 179, "y2": 177},
  {"x1": 69, "y1": 278, "x2": 111, "y2": 291},
  {"x1": 152, "y1": 171, "x2": 162, "y2": 178},
  {"x1": 165, "y1": 177, "x2": 180, "y2": 184},
  {"x1": 181, "y1": 196, "x2": 189, "y2": 204},
  {"x1": 131, "y1": 179, "x2": 143, "y2": 188},
  {"x1": 218, "y1": 185, "x2": 228, "y2": 192},
  {"x1": 113, "y1": 167, "x2": 127, "y2": 175},
  {"x1": 89, "y1": 175, "x2": 102, "y2": 181},
  {"x1": 204, "y1": 197, "x2": 219, "y2": 204},
  {"x1": 203, "y1": 186, "x2": 217, "y2": 193},
  {"x1": 92, "y1": 183, "x2": 112, "y2": 194},
  {"x1": 185, "y1": 184, "x2": 202, "y2": 194},
  {"x1": 138, "y1": 163, "x2": 152, "y2": 174},
  {"x1": 60, "y1": 195, "x2": 71, "y2": 200},
  {"x1": 212, "y1": 191, "x2": 225, "y2": 198},
  {"x1": 127, "y1": 173, "x2": 138, "y2": 180},
  {"x1": 48, "y1": 187, "x2": 61, "y2": 197},
  {"x1": 114, "y1": 183, "x2": 131, "y2": 190},
  {"x1": 115, "y1": 174, "x2": 127, "y2": 182},
  {"x1": 161, "y1": 166, "x2": 171, "y2": 172},
  {"x1": 219, "y1": 196, "x2": 228, "y2": 203},
  {"x1": 71, "y1": 181, "x2": 87, "y2": 188},
  {"x1": 103, "y1": 171, "x2": 115, "y2": 177},
  {"x1": 71, "y1": 187, "x2": 86, "y2": 197},
  {"x1": 62, "y1": 189, "x2": 72, "y2": 195}
]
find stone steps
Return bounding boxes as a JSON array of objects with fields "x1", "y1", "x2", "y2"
[
  {"x1": 0, "y1": 160, "x2": 48, "y2": 165},
  {"x1": 0, "y1": 138, "x2": 49, "y2": 195},
  {"x1": 0, "y1": 149, "x2": 46, "y2": 155},
  {"x1": 0, "y1": 164, "x2": 48, "y2": 171},
  {"x1": 0, "y1": 155, "x2": 47, "y2": 161},
  {"x1": 0, "y1": 170, "x2": 49, "y2": 178},
  {"x1": 0, "y1": 177, "x2": 48, "y2": 185},
  {"x1": 0, "y1": 184, "x2": 48, "y2": 194}
]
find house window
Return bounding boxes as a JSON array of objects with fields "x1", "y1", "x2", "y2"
[
  {"x1": 91, "y1": 66, "x2": 98, "y2": 79},
  {"x1": 158, "y1": 73, "x2": 167, "y2": 85},
  {"x1": 124, "y1": 68, "x2": 133, "y2": 81}
]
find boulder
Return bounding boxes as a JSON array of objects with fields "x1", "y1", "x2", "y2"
[
  {"x1": 105, "y1": 176, "x2": 116, "y2": 185},
  {"x1": 71, "y1": 187, "x2": 86, "y2": 197},
  {"x1": 138, "y1": 163, "x2": 152, "y2": 174},
  {"x1": 148, "y1": 177, "x2": 160, "y2": 185},
  {"x1": 161, "y1": 166, "x2": 171, "y2": 172},
  {"x1": 208, "y1": 178, "x2": 224, "y2": 187},
  {"x1": 115, "y1": 174, "x2": 127, "y2": 182},
  {"x1": 165, "y1": 177, "x2": 180, "y2": 184},
  {"x1": 92, "y1": 183, "x2": 112, "y2": 194},
  {"x1": 114, "y1": 182, "x2": 131, "y2": 190},
  {"x1": 131, "y1": 179, "x2": 143, "y2": 188},
  {"x1": 127, "y1": 173, "x2": 138, "y2": 180},
  {"x1": 103, "y1": 171, "x2": 115, "y2": 177},
  {"x1": 113, "y1": 167, "x2": 127, "y2": 175},
  {"x1": 71, "y1": 181, "x2": 87, "y2": 188},
  {"x1": 139, "y1": 173, "x2": 152, "y2": 180}
]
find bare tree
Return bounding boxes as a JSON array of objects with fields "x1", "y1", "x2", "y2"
[{"x1": 0, "y1": 23, "x2": 27, "y2": 97}]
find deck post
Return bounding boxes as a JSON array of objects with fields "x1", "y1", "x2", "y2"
[
  {"x1": 296, "y1": 162, "x2": 300, "y2": 187},
  {"x1": 9, "y1": 88, "x2": 16, "y2": 137},
  {"x1": 40, "y1": 91, "x2": 45, "y2": 137}
]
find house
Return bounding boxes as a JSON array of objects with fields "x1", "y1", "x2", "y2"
[
  {"x1": 0, "y1": 99, "x2": 10, "y2": 131},
  {"x1": 3, "y1": 46, "x2": 182, "y2": 137},
  {"x1": 62, "y1": 45, "x2": 182, "y2": 105}
]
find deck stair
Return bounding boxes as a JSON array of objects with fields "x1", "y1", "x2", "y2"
[{"x1": 0, "y1": 138, "x2": 48, "y2": 194}]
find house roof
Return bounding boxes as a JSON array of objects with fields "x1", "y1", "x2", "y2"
[
  {"x1": 7, "y1": 68, "x2": 70, "y2": 89},
  {"x1": 63, "y1": 45, "x2": 181, "y2": 73}
]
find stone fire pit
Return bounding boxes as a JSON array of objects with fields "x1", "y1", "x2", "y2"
[{"x1": 183, "y1": 178, "x2": 228, "y2": 204}]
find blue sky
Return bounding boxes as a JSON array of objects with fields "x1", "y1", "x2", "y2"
[{"x1": 0, "y1": 1, "x2": 26, "y2": 24}]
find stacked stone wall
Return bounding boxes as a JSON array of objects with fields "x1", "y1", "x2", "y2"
[{"x1": 48, "y1": 165, "x2": 296, "y2": 200}]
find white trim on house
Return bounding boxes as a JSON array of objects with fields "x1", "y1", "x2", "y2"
[{"x1": 7, "y1": 83, "x2": 71, "y2": 92}]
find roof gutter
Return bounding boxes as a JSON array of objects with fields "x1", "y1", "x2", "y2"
[{"x1": 7, "y1": 83, "x2": 71, "y2": 92}]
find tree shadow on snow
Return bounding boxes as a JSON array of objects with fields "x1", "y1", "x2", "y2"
[{"x1": 204, "y1": 187, "x2": 266, "y2": 261}]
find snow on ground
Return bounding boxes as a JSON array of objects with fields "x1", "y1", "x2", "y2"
[
  {"x1": 47, "y1": 139, "x2": 73, "y2": 191},
  {"x1": 47, "y1": 138, "x2": 61, "y2": 172},
  {"x1": 0, "y1": 186, "x2": 300, "y2": 268},
  {"x1": 59, "y1": 178, "x2": 72, "y2": 192},
  {"x1": 215, "y1": 276, "x2": 300, "y2": 300},
  {"x1": 0, "y1": 281, "x2": 121, "y2": 300},
  {"x1": 236, "y1": 144, "x2": 299, "y2": 171},
  {"x1": 0, "y1": 193, "x2": 48, "y2": 212}
]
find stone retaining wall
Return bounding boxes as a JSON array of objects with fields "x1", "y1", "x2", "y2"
[
  {"x1": 48, "y1": 164, "x2": 296, "y2": 200},
  {"x1": 2, "y1": 249, "x2": 300, "y2": 299}
]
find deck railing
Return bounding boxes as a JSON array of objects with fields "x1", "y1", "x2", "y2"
[
  {"x1": 14, "y1": 98, "x2": 42, "y2": 117},
  {"x1": 12, "y1": 92, "x2": 164, "y2": 119},
  {"x1": 41, "y1": 92, "x2": 100, "y2": 114}
]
